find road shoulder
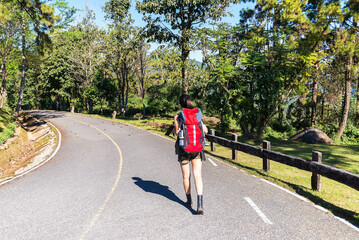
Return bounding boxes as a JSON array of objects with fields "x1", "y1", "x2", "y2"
[{"x1": 0, "y1": 112, "x2": 61, "y2": 185}]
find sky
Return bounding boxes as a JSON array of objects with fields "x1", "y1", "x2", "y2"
[{"x1": 64, "y1": 0, "x2": 253, "y2": 61}]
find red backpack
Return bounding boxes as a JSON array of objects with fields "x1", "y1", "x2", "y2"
[{"x1": 178, "y1": 107, "x2": 205, "y2": 153}]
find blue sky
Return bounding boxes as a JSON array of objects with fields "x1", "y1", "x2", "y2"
[{"x1": 65, "y1": 0, "x2": 253, "y2": 60}]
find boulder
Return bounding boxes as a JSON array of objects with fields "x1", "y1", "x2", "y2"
[{"x1": 288, "y1": 128, "x2": 333, "y2": 144}]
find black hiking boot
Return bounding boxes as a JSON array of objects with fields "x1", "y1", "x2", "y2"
[
  {"x1": 185, "y1": 194, "x2": 192, "y2": 207},
  {"x1": 197, "y1": 195, "x2": 203, "y2": 215}
]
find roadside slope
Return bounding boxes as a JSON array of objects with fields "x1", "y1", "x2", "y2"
[{"x1": 0, "y1": 112, "x2": 60, "y2": 184}]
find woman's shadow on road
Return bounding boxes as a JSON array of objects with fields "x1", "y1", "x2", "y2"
[{"x1": 132, "y1": 177, "x2": 196, "y2": 214}]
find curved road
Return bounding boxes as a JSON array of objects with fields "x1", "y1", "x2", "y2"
[{"x1": 0, "y1": 111, "x2": 358, "y2": 239}]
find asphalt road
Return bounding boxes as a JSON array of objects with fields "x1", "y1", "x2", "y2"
[{"x1": 0, "y1": 110, "x2": 358, "y2": 240}]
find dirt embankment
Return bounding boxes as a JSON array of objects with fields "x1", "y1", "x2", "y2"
[{"x1": 0, "y1": 113, "x2": 58, "y2": 181}]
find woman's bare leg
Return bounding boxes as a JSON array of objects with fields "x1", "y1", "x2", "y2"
[
  {"x1": 180, "y1": 162, "x2": 191, "y2": 195},
  {"x1": 192, "y1": 158, "x2": 203, "y2": 195}
]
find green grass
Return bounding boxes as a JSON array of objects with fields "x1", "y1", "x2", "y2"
[
  {"x1": 87, "y1": 113, "x2": 359, "y2": 227},
  {"x1": 0, "y1": 109, "x2": 17, "y2": 144}
]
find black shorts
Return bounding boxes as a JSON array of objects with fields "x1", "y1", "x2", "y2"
[{"x1": 175, "y1": 139, "x2": 201, "y2": 164}]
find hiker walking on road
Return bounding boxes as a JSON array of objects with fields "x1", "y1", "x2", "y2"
[{"x1": 174, "y1": 94, "x2": 208, "y2": 215}]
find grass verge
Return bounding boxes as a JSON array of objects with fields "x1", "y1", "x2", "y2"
[
  {"x1": 0, "y1": 109, "x2": 17, "y2": 144},
  {"x1": 85, "y1": 113, "x2": 359, "y2": 227}
]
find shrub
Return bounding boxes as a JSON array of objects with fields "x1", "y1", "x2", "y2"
[
  {"x1": 146, "y1": 82, "x2": 181, "y2": 116},
  {"x1": 0, "y1": 122, "x2": 17, "y2": 144},
  {"x1": 341, "y1": 123, "x2": 359, "y2": 144}
]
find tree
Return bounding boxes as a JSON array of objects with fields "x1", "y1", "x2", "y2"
[
  {"x1": 133, "y1": 27, "x2": 150, "y2": 117},
  {"x1": 40, "y1": 31, "x2": 77, "y2": 111},
  {"x1": 199, "y1": 23, "x2": 239, "y2": 133},
  {"x1": 69, "y1": 9, "x2": 104, "y2": 114},
  {"x1": 104, "y1": 0, "x2": 135, "y2": 115},
  {"x1": 335, "y1": 0, "x2": 358, "y2": 138},
  {"x1": 7, "y1": 0, "x2": 56, "y2": 114},
  {"x1": 302, "y1": 0, "x2": 342, "y2": 127},
  {"x1": 0, "y1": 1, "x2": 20, "y2": 108},
  {"x1": 145, "y1": 46, "x2": 182, "y2": 115},
  {"x1": 216, "y1": 0, "x2": 312, "y2": 138},
  {"x1": 136, "y1": 0, "x2": 239, "y2": 94}
]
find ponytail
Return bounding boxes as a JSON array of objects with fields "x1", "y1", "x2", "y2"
[{"x1": 179, "y1": 94, "x2": 194, "y2": 109}]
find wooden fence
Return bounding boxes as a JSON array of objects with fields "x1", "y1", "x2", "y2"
[{"x1": 205, "y1": 130, "x2": 359, "y2": 192}]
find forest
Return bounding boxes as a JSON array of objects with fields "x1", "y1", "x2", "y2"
[{"x1": 1, "y1": 0, "x2": 359, "y2": 143}]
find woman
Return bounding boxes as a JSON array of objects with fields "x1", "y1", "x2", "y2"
[{"x1": 174, "y1": 94, "x2": 208, "y2": 215}]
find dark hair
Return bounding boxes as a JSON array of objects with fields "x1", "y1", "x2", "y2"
[{"x1": 179, "y1": 94, "x2": 194, "y2": 109}]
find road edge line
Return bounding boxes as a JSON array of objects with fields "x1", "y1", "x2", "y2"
[
  {"x1": 66, "y1": 112, "x2": 359, "y2": 231},
  {"x1": 244, "y1": 197, "x2": 273, "y2": 225}
]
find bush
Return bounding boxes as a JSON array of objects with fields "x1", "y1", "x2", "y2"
[
  {"x1": 146, "y1": 82, "x2": 181, "y2": 116},
  {"x1": 0, "y1": 122, "x2": 17, "y2": 144},
  {"x1": 264, "y1": 125, "x2": 297, "y2": 140},
  {"x1": 313, "y1": 123, "x2": 337, "y2": 139},
  {"x1": 265, "y1": 117, "x2": 297, "y2": 139},
  {"x1": 341, "y1": 123, "x2": 359, "y2": 144},
  {"x1": 125, "y1": 95, "x2": 145, "y2": 117}
]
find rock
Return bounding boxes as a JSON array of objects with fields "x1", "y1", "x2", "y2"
[{"x1": 288, "y1": 128, "x2": 333, "y2": 144}]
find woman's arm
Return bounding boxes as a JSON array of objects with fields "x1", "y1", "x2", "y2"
[
  {"x1": 202, "y1": 121, "x2": 208, "y2": 134},
  {"x1": 174, "y1": 115, "x2": 180, "y2": 136}
]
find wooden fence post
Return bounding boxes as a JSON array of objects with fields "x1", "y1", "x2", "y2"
[
  {"x1": 210, "y1": 129, "x2": 216, "y2": 152},
  {"x1": 311, "y1": 151, "x2": 322, "y2": 191},
  {"x1": 231, "y1": 133, "x2": 238, "y2": 161},
  {"x1": 262, "y1": 141, "x2": 271, "y2": 172},
  {"x1": 112, "y1": 111, "x2": 117, "y2": 120}
]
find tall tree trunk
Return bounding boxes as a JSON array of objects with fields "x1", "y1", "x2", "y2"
[
  {"x1": 181, "y1": 41, "x2": 189, "y2": 94},
  {"x1": 124, "y1": 62, "x2": 129, "y2": 115},
  {"x1": 89, "y1": 99, "x2": 93, "y2": 114},
  {"x1": 0, "y1": 61, "x2": 7, "y2": 108},
  {"x1": 278, "y1": 105, "x2": 283, "y2": 123},
  {"x1": 311, "y1": 62, "x2": 319, "y2": 126},
  {"x1": 321, "y1": 90, "x2": 325, "y2": 122},
  {"x1": 336, "y1": 56, "x2": 352, "y2": 138},
  {"x1": 56, "y1": 96, "x2": 60, "y2": 110},
  {"x1": 357, "y1": 75, "x2": 359, "y2": 126},
  {"x1": 117, "y1": 62, "x2": 126, "y2": 116},
  {"x1": 120, "y1": 62, "x2": 126, "y2": 115},
  {"x1": 16, "y1": 19, "x2": 26, "y2": 115},
  {"x1": 116, "y1": 71, "x2": 122, "y2": 115},
  {"x1": 239, "y1": 116, "x2": 250, "y2": 139},
  {"x1": 139, "y1": 47, "x2": 146, "y2": 118}
]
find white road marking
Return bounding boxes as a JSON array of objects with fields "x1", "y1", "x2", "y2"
[
  {"x1": 260, "y1": 179, "x2": 310, "y2": 203},
  {"x1": 334, "y1": 216, "x2": 359, "y2": 233},
  {"x1": 149, "y1": 131, "x2": 175, "y2": 142},
  {"x1": 244, "y1": 197, "x2": 273, "y2": 225},
  {"x1": 71, "y1": 113, "x2": 359, "y2": 232},
  {"x1": 0, "y1": 121, "x2": 62, "y2": 186},
  {"x1": 314, "y1": 205, "x2": 329, "y2": 213},
  {"x1": 207, "y1": 158, "x2": 217, "y2": 166}
]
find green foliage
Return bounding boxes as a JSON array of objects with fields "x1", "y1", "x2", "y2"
[
  {"x1": 136, "y1": 0, "x2": 239, "y2": 93},
  {"x1": 124, "y1": 94, "x2": 146, "y2": 116},
  {"x1": 146, "y1": 82, "x2": 181, "y2": 115},
  {"x1": 0, "y1": 108, "x2": 16, "y2": 144},
  {"x1": 341, "y1": 123, "x2": 359, "y2": 144},
  {"x1": 1, "y1": 0, "x2": 359, "y2": 147},
  {"x1": 136, "y1": 0, "x2": 238, "y2": 44},
  {"x1": 264, "y1": 117, "x2": 297, "y2": 140},
  {"x1": 0, "y1": 121, "x2": 16, "y2": 144}
]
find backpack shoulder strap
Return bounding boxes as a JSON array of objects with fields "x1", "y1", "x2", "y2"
[
  {"x1": 196, "y1": 108, "x2": 206, "y2": 147},
  {"x1": 178, "y1": 110, "x2": 190, "y2": 145},
  {"x1": 196, "y1": 108, "x2": 203, "y2": 123},
  {"x1": 178, "y1": 110, "x2": 185, "y2": 124}
]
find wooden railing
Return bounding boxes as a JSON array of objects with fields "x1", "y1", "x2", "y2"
[{"x1": 205, "y1": 130, "x2": 359, "y2": 192}]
